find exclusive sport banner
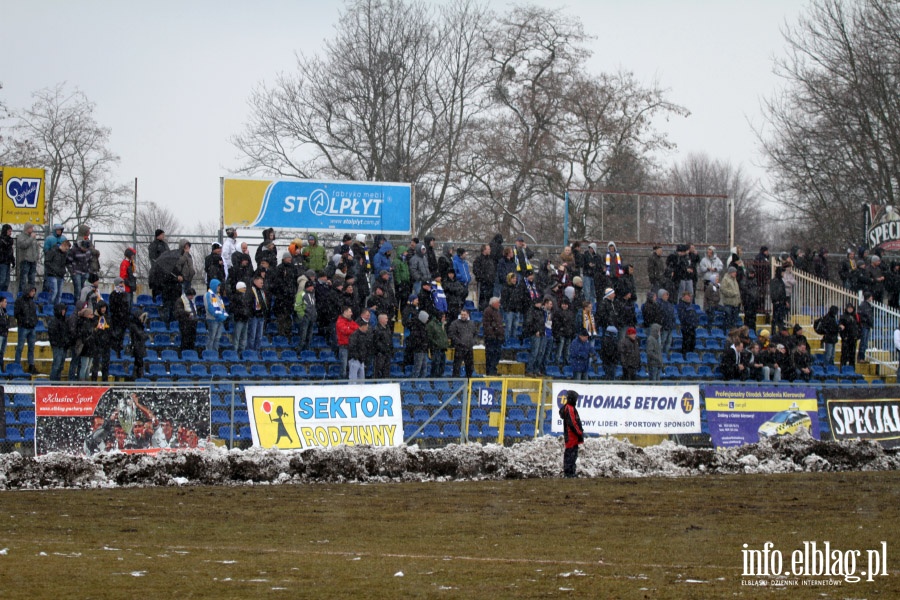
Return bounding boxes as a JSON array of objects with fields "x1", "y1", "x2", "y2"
[
  {"x1": 34, "y1": 386, "x2": 211, "y2": 456},
  {"x1": 824, "y1": 386, "x2": 900, "y2": 449}
]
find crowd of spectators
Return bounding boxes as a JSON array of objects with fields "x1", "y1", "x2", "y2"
[{"x1": 0, "y1": 221, "x2": 894, "y2": 383}]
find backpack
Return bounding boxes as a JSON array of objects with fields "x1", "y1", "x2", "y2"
[{"x1": 813, "y1": 316, "x2": 825, "y2": 335}]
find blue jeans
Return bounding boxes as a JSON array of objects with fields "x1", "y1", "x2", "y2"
[
  {"x1": 206, "y1": 319, "x2": 224, "y2": 352},
  {"x1": 248, "y1": 317, "x2": 265, "y2": 351},
  {"x1": 412, "y1": 352, "x2": 429, "y2": 378},
  {"x1": 50, "y1": 345, "x2": 67, "y2": 380},
  {"x1": 648, "y1": 365, "x2": 660, "y2": 381},
  {"x1": 296, "y1": 316, "x2": 314, "y2": 352},
  {"x1": 349, "y1": 358, "x2": 365, "y2": 382},
  {"x1": 79, "y1": 355, "x2": 92, "y2": 381},
  {"x1": 72, "y1": 273, "x2": 87, "y2": 300},
  {"x1": 232, "y1": 320, "x2": 249, "y2": 355},
  {"x1": 660, "y1": 329, "x2": 673, "y2": 357},
  {"x1": 582, "y1": 276, "x2": 595, "y2": 308},
  {"x1": 823, "y1": 342, "x2": 835, "y2": 366},
  {"x1": 503, "y1": 311, "x2": 519, "y2": 341},
  {"x1": 46, "y1": 276, "x2": 63, "y2": 305},
  {"x1": 0, "y1": 263, "x2": 10, "y2": 292},
  {"x1": 18, "y1": 261, "x2": 36, "y2": 292},
  {"x1": 555, "y1": 337, "x2": 571, "y2": 365},
  {"x1": 430, "y1": 349, "x2": 446, "y2": 378},
  {"x1": 858, "y1": 327, "x2": 870, "y2": 361},
  {"x1": 0, "y1": 335, "x2": 6, "y2": 367},
  {"x1": 15, "y1": 327, "x2": 35, "y2": 365},
  {"x1": 527, "y1": 335, "x2": 550, "y2": 374},
  {"x1": 339, "y1": 346, "x2": 349, "y2": 379}
]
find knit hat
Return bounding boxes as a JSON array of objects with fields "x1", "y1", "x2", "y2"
[
  {"x1": 418, "y1": 310, "x2": 430, "y2": 324},
  {"x1": 626, "y1": 327, "x2": 637, "y2": 336},
  {"x1": 408, "y1": 293, "x2": 418, "y2": 302},
  {"x1": 124, "y1": 247, "x2": 135, "y2": 258},
  {"x1": 658, "y1": 288, "x2": 669, "y2": 298},
  {"x1": 282, "y1": 251, "x2": 292, "y2": 260},
  {"x1": 564, "y1": 286, "x2": 575, "y2": 301},
  {"x1": 113, "y1": 277, "x2": 124, "y2": 285},
  {"x1": 793, "y1": 323, "x2": 802, "y2": 333},
  {"x1": 606, "y1": 325, "x2": 618, "y2": 334},
  {"x1": 603, "y1": 287, "x2": 615, "y2": 299},
  {"x1": 727, "y1": 266, "x2": 737, "y2": 273},
  {"x1": 236, "y1": 282, "x2": 247, "y2": 291}
]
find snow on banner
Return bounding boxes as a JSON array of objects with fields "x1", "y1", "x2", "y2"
[
  {"x1": 550, "y1": 383, "x2": 701, "y2": 435},
  {"x1": 244, "y1": 384, "x2": 404, "y2": 449},
  {"x1": 35, "y1": 386, "x2": 211, "y2": 455}
]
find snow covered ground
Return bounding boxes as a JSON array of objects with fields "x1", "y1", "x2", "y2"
[{"x1": 1, "y1": 431, "x2": 897, "y2": 490}]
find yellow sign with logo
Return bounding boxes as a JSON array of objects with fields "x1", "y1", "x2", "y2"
[{"x1": 1, "y1": 167, "x2": 46, "y2": 225}]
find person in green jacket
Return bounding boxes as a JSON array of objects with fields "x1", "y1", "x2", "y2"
[
  {"x1": 392, "y1": 244, "x2": 411, "y2": 307},
  {"x1": 302, "y1": 233, "x2": 327, "y2": 272},
  {"x1": 426, "y1": 313, "x2": 449, "y2": 378}
]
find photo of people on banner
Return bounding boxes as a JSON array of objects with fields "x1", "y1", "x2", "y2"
[{"x1": 35, "y1": 386, "x2": 211, "y2": 456}]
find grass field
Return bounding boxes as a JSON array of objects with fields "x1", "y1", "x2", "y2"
[{"x1": 1, "y1": 472, "x2": 899, "y2": 599}]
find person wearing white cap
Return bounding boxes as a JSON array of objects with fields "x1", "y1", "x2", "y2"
[{"x1": 231, "y1": 280, "x2": 251, "y2": 354}]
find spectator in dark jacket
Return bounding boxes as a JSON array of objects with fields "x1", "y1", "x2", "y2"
[
  {"x1": 839, "y1": 303, "x2": 860, "y2": 368},
  {"x1": 108, "y1": 278, "x2": 131, "y2": 354},
  {"x1": 552, "y1": 296, "x2": 576, "y2": 367},
  {"x1": 560, "y1": 389, "x2": 584, "y2": 478},
  {"x1": 90, "y1": 301, "x2": 113, "y2": 381},
  {"x1": 568, "y1": 331, "x2": 596, "y2": 380},
  {"x1": 473, "y1": 244, "x2": 497, "y2": 311},
  {"x1": 820, "y1": 305, "x2": 840, "y2": 366},
  {"x1": 44, "y1": 239, "x2": 70, "y2": 306},
  {"x1": 174, "y1": 288, "x2": 199, "y2": 353},
  {"x1": 48, "y1": 303, "x2": 70, "y2": 380},
  {"x1": 448, "y1": 308, "x2": 478, "y2": 378},
  {"x1": 372, "y1": 313, "x2": 394, "y2": 379},
  {"x1": 0, "y1": 224, "x2": 15, "y2": 292},
  {"x1": 407, "y1": 310, "x2": 430, "y2": 379},
  {"x1": 14, "y1": 286, "x2": 38, "y2": 374},
  {"x1": 128, "y1": 311, "x2": 149, "y2": 380},
  {"x1": 677, "y1": 291, "x2": 699, "y2": 354},
  {"x1": 230, "y1": 281, "x2": 251, "y2": 355},
  {"x1": 205, "y1": 243, "x2": 226, "y2": 289},
  {"x1": 482, "y1": 297, "x2": 505, "y2": 376},
  {"x1": 348, "y1": 320, "x2": 372, "y2": 382},
  {"x1": 0, "y1": 296, "x2": 8, "y2": 369},
  {"x1": 618, "y1": 327, "x2": 641, "y2": 380},
  {"x1": 600, "y1": 325, "x2": 619, "y2": 380}
]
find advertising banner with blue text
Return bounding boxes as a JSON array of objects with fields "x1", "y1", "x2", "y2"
[
  {"x1": 550, "y1": 383, "x2": 700, "y2": 435},
  {"x1": 824, "y1": 386, "x2": 900, "y2": 449},
  {"x1": 244, "y1": 383, "x2": 404, "y2": 449},
  {"x1": 704, "y1": 384, "x2": 819, "y2": 448},
  {"x1": 223, "y1": 177, "x2": 411, "y2": 234}
]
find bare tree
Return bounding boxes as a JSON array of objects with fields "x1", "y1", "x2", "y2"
[
  {"x1": 759, "y1": 0, "x2": 900, "y2": 249},
  {"x1": 665, "y1": 153, "x2": 768, "y2": 250},
  {"x1": 232, "y1": 0, "x2": 491, "y2": 237},
  {"x1": 2, "y1": 83, "x2": 131, "y2": 231}
]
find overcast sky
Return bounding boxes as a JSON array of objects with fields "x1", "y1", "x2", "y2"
[{"x1": 1, "y1": 0, "x2": 808, "y2": 232}]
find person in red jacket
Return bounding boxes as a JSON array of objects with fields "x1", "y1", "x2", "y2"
[
  {"x1": 560, "y1": 389, "x2": 584, "y2": 478},
  {"x1": 335, "y1": 306, "x2": 359, "y2": 379},
  {"x1": 119, "y1": 247, "x2": 137, "y2": 306}
]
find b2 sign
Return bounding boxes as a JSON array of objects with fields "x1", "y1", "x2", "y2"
[{"x1": 223, "y1": 177, "x2": 411, "y2": 234}]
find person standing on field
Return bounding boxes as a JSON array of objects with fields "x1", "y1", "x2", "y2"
[{"x1": 560, "y1": 389, "x2": 584, "y2": 478}]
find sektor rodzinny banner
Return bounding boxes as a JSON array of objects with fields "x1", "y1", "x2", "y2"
[
  {"x1": 549, "y1": 383, "x2": 701, "y2": 435},
  {"x1": 824, "y1": 386, "x2": 900, "y2": 449},
  {"x1": 704, "y1": 385, "x2": 820, "y2": 448},
  {"x1": 243, "y1": 384, "x2": 404, "y2": 449},
  {"x1": 222, "y1": 177, "x2": 412, "y2": 234},
  {"x1": 34, "y1": 386, "x2": 211, "y2": 455}
]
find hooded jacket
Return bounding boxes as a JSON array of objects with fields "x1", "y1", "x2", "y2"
[
  {"x1": 204, "y1": 279, "x2": 228, "y2": 322},
  {"x1": 372, "y1": 240, "x2": 393, "y2": 275},
  {"x1": 301, "y1": 233, "x2": 327, "y2": 272},
  {"x1": 452, "y1": 251, "x2": 472, "y2": 286},
  {"x1": 409, "y1": 244, "x2": 431, "y2": 283},
  {"x1": 256, "y1": 228, "x2": 278, "y2": 268},
  {"x1": 48, "y1": 303, "x2": 71, "y2": 348}
]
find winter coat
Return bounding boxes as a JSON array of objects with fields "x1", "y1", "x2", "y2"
[
  {"x1": 473, "y1": 253, "x2": 496, "y2": 286},
  {"x1": 560, "y1": 402, "x2": 584, "y2": 449},
  {"x1": 348, "y1": 327, "x2": 372, "y2": 362},
  {"x1": 452, "y1": 253, "x2": 472, "y2": 286},
  {"x1": 44, "y1": 244, "x2": 69, "y2": 278},
  {"x1": 256, "y1": 228, "x2": 277, "y2": 267},
  {"x1": 447, "y1": 317, "x2": 478, "y2": 350},
  {"x1": 15, "y1": 224, "x2": 39, "y2": 264},
  {"x1": 48, "y1": 304, "x2": 70, "y2": 349},
  {"x1": 373, "y1": 241, "x2": 393, "y2": 275},
  {"x1": 14, "y1": 291, "x2": 38, "y2": 329},
  {"x1": 426, "y1": 317, "x2": 449, "y2": 352},
  {"x1": 409, "y1": 244, "x2": 431, "y2": 284},
  {"x1": 205, "y1": 252, "x2": 226, "y2": 286},
  {"x1": 0, "y1": 225, "x2": 15, "y2": 267},
  {"x1": 568, "y1": 336, "x2": 594, "y2": 373},
  {"x1": 301, "y1": 235, "x2": 327, "y2": 272},
  {"x1": 148, "y1": 238, "x2": 169, "y2": 265},
  {"x1": 618, "y1": 335, "x2": 641, "y2": 369},
  {"x1": 391, "y1": 245, "x2": 410, "y2": 284},
  {"x1": 204, "y1": 279, "x2": 228, "y2": 322},
  {"x1": 677, "y1": 300, "x2": 699, "y2": 330},
  {"x1": 231, "y1": 291, "x2": 252, "y2": 323},
  {"x1": 646, "y1": 324, "x2": 663, "y2": 368},
  {"x1": 482, "y1": 304, "x2": 504, "y2": 341}
]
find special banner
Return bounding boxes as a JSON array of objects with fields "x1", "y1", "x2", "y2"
[
  {"x1": 223, "y1": 177, "x2": 412, "y2": 234},
  {"x1": 35, "y1": 386, "x2": 211, "y2": 455},
  {"x1": 704, "y1": 385, "x2": 819, "y2": 448},
  {"x1": 824, "y1": 386, "x2": 900, "y2": 449},
  {"x1": 549, "y1": 383, "x2": 701, "y2": 435},
  {"x1": 243, "y1": 383, "x2": 404, "y2": 449}
]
